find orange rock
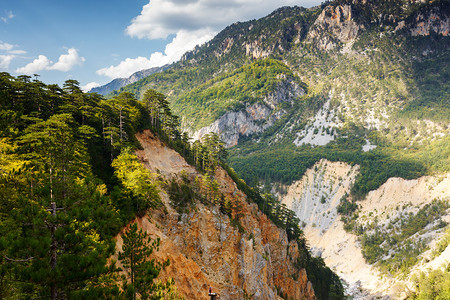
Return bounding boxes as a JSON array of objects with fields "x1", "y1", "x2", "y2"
[{"x1": 115, "y1": 131, "x2": 316, "y2": 299}]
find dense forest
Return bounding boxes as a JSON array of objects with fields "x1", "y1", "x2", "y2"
[
  {"x1": 0, "y1": 73, "x2": 343, "y2": 299},
  {"x1": 0, "y1": 72, "x2": 182, "y2": 298}
]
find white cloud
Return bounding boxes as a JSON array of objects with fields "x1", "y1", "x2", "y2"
[
  {"x1": 96, "y1": 56, "x2": 159, "y2": 79},
  {"x1": 97, "y1": 29, "x2": 214, "y2": 79},
  {"x1": 82, "y1": 81, "x2": 101, "y2": 92},
  {"x1": 1, "y1": 10, "x2": 14, "y2": 23},
  {"x1": 0, "y1": 41, "x2": 26, "y2": 70},
  {"x1": 0, "y1": 42, "x2": 14, "y2": 51},
  {"x1": 0, "y1": 55, "x2": 15, "y2": 69},
  {"x1": 126, "y1": 0, "x2": 321, "y2": 39},
  {"x1": 0, "y1": 41, "x2": 26, "y2": 56},
  {"x1": 15, "y1": 48, "x2": 84, "y2": 75},
  {"x1": 48, "y1": 48, "x2": 85, "y2": 72},
  {"x1": 98, "y1": 0, "x2": 323, "y2": 79},
  {"x1": 16, "y1": 55, "x2": 52, "y2": 74},
  {"x1": 9, "y1": 49, "x2": 27, "y2": 55}
]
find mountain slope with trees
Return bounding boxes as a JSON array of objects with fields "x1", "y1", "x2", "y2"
[
  {"x1": 0, "y1": 73, "x2": 344, "y2": 299},
  {"x1": 109, "y1": 1, "x2": 449, "y2": 296},
  {"x1": 115, "y1": 0, "x2": 449, "y2": 200}
]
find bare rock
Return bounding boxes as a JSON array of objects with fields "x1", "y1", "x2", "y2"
[
  {"x1": 193, "y1": 78, "x2": 305, "y2": 147},
  {"x1": 307, "y1": 4, "x2": 362, "y2": 50}
]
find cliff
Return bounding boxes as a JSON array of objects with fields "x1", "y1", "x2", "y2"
[
  {"x1": 192, "y1": 78, "x2": 305, "y2": 147},
  {"x1": 306, "y1": 4, "x2": 362, "y2": 50},
  {"x1": 281, "y1": 159, "x2": 450, "y2": 299},
  {"x1": 115, "y1": 130, "x2": 315, "y2": 300}
]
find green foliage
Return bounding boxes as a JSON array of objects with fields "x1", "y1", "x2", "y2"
[
  {"x1": 0, "y1": 73, "x2": 171, "y2": 298},
  {"x1": 336, "y1": 194, "x2": 357, "y2": 216},
  {"x1": 400, "y1": 51, "x2": 450, "y2": 121},
  {"x1": 304, "y1": 256, "x2": 345, "y2": 300},
  {"x1": 171, "y1": 58, "x2": 306, "y2": 130},
  {"x1": 119, "y1": 223, "x2": 175, "y2": 300},
  {"x1": 409, "y1": 265, "x2": 450, "y2": 300},
  {"x1": 359, "y1": 200, "x2": 449, "y2": 274},
  {"x1": 0, "y1": 115, "x2": 114, "y2": 298},
  {"x1": 229, "y1": 137, "x2": 427, "y2": 199},
  {"x1": 432, "y1": 227, "x2": 450, "y2": 259},
  {"x1": 166, "y1": 172, "x2": 199, "y2": 213},
  {"x1": 112, "y1": 147, "x2": 161, "y2": 216}
]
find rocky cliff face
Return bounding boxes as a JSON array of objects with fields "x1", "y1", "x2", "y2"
[
  {"x1": 281, "y1": 159, "x2": 450, "y2": 299},
  {"x1": 305, "y1": 1, "x2": 449, "y2": 51},
  {"x1": 409, "y1": 5, "x2": 450, "y2": 36},
  {"x1": 193, "y1": 78, "x2": 305, "y2": 147},
  {"x1": 115, "y1": 130, "x2": 315, "y2": 300},
  {"x1": 307, "y1": 4, "x2": 362, "y2": 50}
]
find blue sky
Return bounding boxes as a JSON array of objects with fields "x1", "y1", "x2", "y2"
[{"x1": 1, "y1": 0, "x2": 323, "y2": 90}]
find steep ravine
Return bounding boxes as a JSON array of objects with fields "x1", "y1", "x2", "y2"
[
  {"x1": 281, "y1": 160, "x2": 450, "y2": 299},
  {"x1": 115, "y1": 130, "x2": 315, "y2": 300}
]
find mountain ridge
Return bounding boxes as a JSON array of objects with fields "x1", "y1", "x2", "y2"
[
  {"x1": 110, "y1": 0, "x2": 449, "y2": 199},
  {"x1": 91, "y1": 64, "x2": 170, "y2": 95}
]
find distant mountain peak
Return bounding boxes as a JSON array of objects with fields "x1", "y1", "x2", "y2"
[{"x1": 90, "y1": 65, "x2": 170, "y2": 95}]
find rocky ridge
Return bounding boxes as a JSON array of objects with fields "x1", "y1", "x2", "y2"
[
  {"x1": 114, "y1": 130, "x2": 316, "y2": 300},
  {"x1": 409, "y1": 5, "x2": 450, "y2": 36}
]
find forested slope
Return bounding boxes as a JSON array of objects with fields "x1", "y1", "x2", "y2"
[
  {"x1": 0, "y1": 73, "x2": 344, "y2": 299},
  {"x1": 113, "y1": 0, "x2": 449, "y2": 201}
]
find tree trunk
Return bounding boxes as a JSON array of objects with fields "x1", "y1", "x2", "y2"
[{"x1": 50, "y1": 202, "x2": 57, "y2": 300}]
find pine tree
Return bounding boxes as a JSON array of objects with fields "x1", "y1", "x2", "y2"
[
  {"x1": 112, "y1": 147, "x2": 161, "y2": 216},
  {"x1": 0, "y1": 113, "x2": 112, "y2": 299},
  {"x1": 119, "y1": 223, "x2": 176, "y2": 300}
]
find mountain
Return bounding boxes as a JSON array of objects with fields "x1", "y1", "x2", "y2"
[
  {"x1": 0, "y1": 72, "x2": 344, "y2": 299},
  {"x1": 116, "y1": 0, "x2": 449, "y2": 195},
  {"x1": 113, "y1": 0, "x2": 450, "y2": 297},
  {"x1": 280, "y1": 159, "x2": 449, "y2": 298},
  {"x1": 90, "y1": 64, "x2": 170, "y2": 95}
]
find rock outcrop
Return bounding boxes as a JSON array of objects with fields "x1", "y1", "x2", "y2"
[
  {"x1": 115, "y1": 130, "x2": 316, "y2": 300},
  {"x1": 244, "y1": 38, "x2": 273, "y2": 59},
  {"x1": 409, "y1": 5, "x2": 450, "y2": 36},
  {"x1": 193, "y1": 78, "x2": 305, "y2": 147},
  {"x1": 307, "y1": 4, "x2": 362, "y2": 50}
]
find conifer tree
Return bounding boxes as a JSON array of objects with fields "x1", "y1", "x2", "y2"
[
  {"x1": 1, "y1": 113, "x2": 111, "y2": 299},
  {"x1": 112, "y1": 147, "x2": 161, "y2": 216},
  {"x1": 119, "y1": 223, "x2": 176, "y2": 300}
]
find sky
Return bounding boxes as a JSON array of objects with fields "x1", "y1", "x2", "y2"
[{"x1": 0, "y1": 0, "x2": 323, "y2": 91}]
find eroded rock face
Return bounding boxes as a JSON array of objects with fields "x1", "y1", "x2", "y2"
[
  {"x1": 307, "y1": 4, "x2": 362, "y2": 50},
  {"x1": 215, "y1": 37, "x2": 235, "y2": 57},
  {"x1": 244, "y1": 38, "x2": 272, "y2": 59},
  {"x1": 410, "y1": 7, "x2": 450, "y2": 36},
  {"x1": 116, "y1": 131, "x2": 316, "y2": 300},
  {"x1": 281, "y1": 159, "x2": 450, "y2": 299},
  {"x1": 193, "y1": 78, "x2": 305, "y2": 147}
]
